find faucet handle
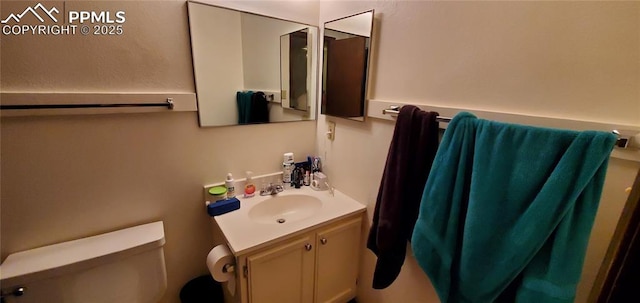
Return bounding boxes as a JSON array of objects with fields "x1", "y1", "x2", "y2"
[
  {"x1": 259, "y1": 182, "x2": 273, "y2": 196},
  {"x1": 325, "y1": 181, "x2": 335, "y2": 196},
  {"x1": 274, "y1": 184, "x2": 284, "y2": 193}
]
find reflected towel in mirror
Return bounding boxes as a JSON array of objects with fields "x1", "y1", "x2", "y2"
[{"x1": 237, "y1": 91, "x2": 269, "y2": 124}]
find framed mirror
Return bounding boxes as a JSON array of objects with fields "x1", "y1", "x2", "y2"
[
  {"x1": 321, "y1": 10, "x2": 374, "y2": 121},
  {"x1": 187, "y1": 1, "x2": 318, "y2": 127}
]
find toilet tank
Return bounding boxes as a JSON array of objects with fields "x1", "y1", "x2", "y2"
[{"x1": 0, "y1": 221, "x2": 167, "y2": 303}]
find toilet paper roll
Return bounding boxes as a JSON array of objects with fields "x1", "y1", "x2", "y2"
[{"x1": 206, "y1": 245, "x2": 234, "y2": 282}]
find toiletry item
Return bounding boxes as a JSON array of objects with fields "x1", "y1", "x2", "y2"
[
  {"x1": 311, "y1": 171, "x2": 328, "y2": 190},
  {"x1": 312, "y1": 156, "x2": 322, "y2": 172},
  {"x1": 304, "y1": 170, "x2": 310, "y2": 186},
  {"x1": 225, "y1": 173, "x2": 235, "y2": 198},
  {"x1": 208, "y1": 186, "x2": 227, "y2": 202},
  {"x1": 283, "y1": 162, "x2": 293, "y2": 187},
  {"x1": 283, "y1": 152, "x2": 294, "y2": 164},
  {"x1": 292, "y1": 167, "x2": 302, "y2": 188},
  {"x1": 311, "y1": 179, "x2": 319, "y2": 189},
  {"x1": 303, "y1": 161, "x2": 311, "y2": 186},
  {"x1": 311, "y1": 177, "x2": 329, "y2": 191},
  {"x1": 244, "y1": 171, "x2": 255, "y2": 198},
  {"x1": 313, "y1": 172, "x2": 328, "y2": 187},
  {"x1": 206, "y1": 197, "x2": 240, "y2": 216},
  {"x1": 283, "y1": 152, "x2": 295, "y2": 189}
]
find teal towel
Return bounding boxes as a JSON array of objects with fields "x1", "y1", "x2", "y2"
[
  {"x1": 411, "y1": 112, "x2": 615, "y2": 303},
  {"x1": 237, "y1": 91, "x2": 253, "y2": 124}
]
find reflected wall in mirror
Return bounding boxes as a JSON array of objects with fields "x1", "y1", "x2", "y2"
[
  {"x1": 321, "y1": 10, "x2": 374, "y2": 121},
  {"x1": 280, "y1": 29, "x2": 311, "y2": 112},
  {"x1": 188, "y1": 1, "x2": 318, "y2": 127}
]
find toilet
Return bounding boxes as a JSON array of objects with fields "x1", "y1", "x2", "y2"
[{"x1": 0, "y1": 221, "x2": 167, "y2": 303}]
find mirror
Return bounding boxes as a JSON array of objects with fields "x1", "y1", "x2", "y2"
[
  {"x1": 321, "y1": 10, "x2": 374, "y2": 121},
  {"x1": 187, "y1": 2, "x2": 318, "y2": 127}
]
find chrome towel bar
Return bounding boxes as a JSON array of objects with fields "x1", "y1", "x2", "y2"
[
  {"x1": 1, "y1": 98, "x2": 174, "y2": 110},
  {"x1": 382, "y1": 105, "x2": 452, "y2": 123},
  {"x1": 382, "y1": 105, "x2": 637, "y2": 149}
]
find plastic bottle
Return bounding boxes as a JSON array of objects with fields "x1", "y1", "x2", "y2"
[
  {"x1": 282, "y1": 152, "x2": 294, "y2": 188},
  {"x1": 225, "y1": 173, "x2": 235, "y2": 198},
  {"x1": 304, "y1": 169, "x2": 310, "y2": 186},
  {"x1": 282, "y1": 162, "x2": 293, "y2": 187},
  {"x1": 244, "y1": 171, "x2": 256, "y2": 198},
  {"x1": 292, "y1": 166, "x2": 303, "y2": 188},
  {"x1": 283, "y1": 152, "x2": 294, "y2": 164}
]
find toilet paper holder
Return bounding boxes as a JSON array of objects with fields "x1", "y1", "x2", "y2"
[{"x1": 223, "y1": 263, "x2": 235, "y2": 273}]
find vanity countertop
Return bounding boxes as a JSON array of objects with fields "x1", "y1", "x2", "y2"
[{"x1": 213, "y1": 186, "x2": 366, "y2": 256}]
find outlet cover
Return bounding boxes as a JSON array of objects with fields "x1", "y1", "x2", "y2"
[{"x1": 327, "y1": 121, "x2": 336, "y2": 141}]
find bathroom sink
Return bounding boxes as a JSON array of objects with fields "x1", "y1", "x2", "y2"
[
  {"x1": 211, "y1": 186, "x2": 366, "y2": 255},
  {"x1": 248, "y1": 194, "x2": 322, "y2": 224}
]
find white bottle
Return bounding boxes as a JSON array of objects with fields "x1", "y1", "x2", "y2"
[
  {"x1": 282, "y1": 162, "x2": 293, "y2": 187},
  {"x1": 283, "y1": 152, "x2": 294, "y2": 164},
  {"x1": 225, "y1": 173, "x2": 235, "y2": 198}
]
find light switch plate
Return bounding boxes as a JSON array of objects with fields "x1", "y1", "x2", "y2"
[{"x1": 327, "y1": 121, "x2": 336, "y2": 141}]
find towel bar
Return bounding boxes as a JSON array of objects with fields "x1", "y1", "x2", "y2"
[
  {"x1": 1, "y1": 98, "x2": 174, "y2": 110},
  {"x1": 382, "y1": 105, "x2": 452, "y2": 123},
  {"x1": 382, "y1": 105, "x2": 637, "y2": 149}
]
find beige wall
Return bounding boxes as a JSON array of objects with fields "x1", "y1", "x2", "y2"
[
  {"x1": 317, "y1": 1, "x2": 640, "y2": 303},
  {"x1": 241, "y1": 13, "x2": 306, "y2": 92},
  {"x1": 1, "y1": 1, "x2": 319, "y2": 303},
  {"x1": 1, "y1": 1, "x2": 195, "y2": 93},
  {"x1": 3, "y1": 0, "x2": 639, "y2": 303}
]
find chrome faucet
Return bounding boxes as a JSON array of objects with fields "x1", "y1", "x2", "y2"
[{"x1": 260, "y1": 183, "x2": 284, "y2": 196}]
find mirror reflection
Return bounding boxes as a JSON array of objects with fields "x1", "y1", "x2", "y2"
[
  {"x1": 280, "y1": 29, "x2": 310, "y2": 112},
  {"x1": 188, "y1": 2, "x2": 318, "y2": 127},
  {"x1": 321, "y1": 10, "x2": 374, "y2": 121}
]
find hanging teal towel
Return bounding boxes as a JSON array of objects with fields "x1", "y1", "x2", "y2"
[
  {"x1": 411, "y1": 112, "x2": 615, "y2": 303},
  {"x1": 237, "y1": 91, "x2": 253, "y2": 124}
]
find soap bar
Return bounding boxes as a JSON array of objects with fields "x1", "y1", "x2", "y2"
[{"x1": 207, "y1": 197, "x2": 240, "y2": 216}]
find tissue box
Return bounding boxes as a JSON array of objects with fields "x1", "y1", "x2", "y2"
[{"x1": 207, "y1": 197, "x2": 240, "y2": 216}]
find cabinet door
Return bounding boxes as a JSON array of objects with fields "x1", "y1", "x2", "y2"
[
  {"x1": 315, "y1": 218, "x2": 362, "y2": 303},
  {"x1": 247, "y1": 235, "x2": 315, "y2": 303}
]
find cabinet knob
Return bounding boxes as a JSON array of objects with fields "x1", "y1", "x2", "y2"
[
  {"x1": 320, "y1": 238, "x2": 328, "y2": 245},
  {"x1": 305, "y1": 243, "x2": 312, "y2": 251}
]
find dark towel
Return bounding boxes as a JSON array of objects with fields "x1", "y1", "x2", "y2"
[
  {"x1": 367, "y1": 105, "x2": 440, "y2": 289},
  {"x1": 249, "y1": 92, "x2": 269, "y2": 124},
  {"x1": 411, "y1": 112, "x2": 616, "y2": 303}
]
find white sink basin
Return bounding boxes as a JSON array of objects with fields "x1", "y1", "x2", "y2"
[{"x1": 248, "y1": 194, "x2": 322, "y2": 224}]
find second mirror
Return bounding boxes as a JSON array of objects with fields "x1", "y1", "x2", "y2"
[{"x1": 321, "y1": 10, "x2": 374, "y2": 121}]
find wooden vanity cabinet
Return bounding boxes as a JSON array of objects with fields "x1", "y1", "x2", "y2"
[
  {"x1": 314, "y1": 217, "x2": 362, "y2": 303},
  {"x1": 237, "y1": 215, "x2": 363, "y2": 303},
  {"x1": 246, "y1": 235, "x2": 316, "y2": 303}
]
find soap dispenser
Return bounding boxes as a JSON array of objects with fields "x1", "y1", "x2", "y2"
[
  {"x1": 225, "y1": 173, "x2": 235, "y2": 198},
  {"x1": 244, "y1": 171, "x2": 255, "y2": 198}
]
